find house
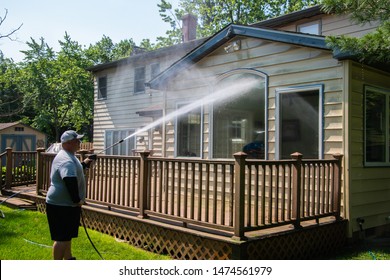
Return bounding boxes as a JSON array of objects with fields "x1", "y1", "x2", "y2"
[
  {"x1": 88, "y1": 6, "x2": 390, "y2": 241},
  {"x1": 0, "y1": 122, "x2": 47, "y2": 153}
]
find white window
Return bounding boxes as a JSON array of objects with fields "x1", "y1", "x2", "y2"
[
  {"x1": 276, "y1": 85, "x2": 323, "y2": 159},
  {"x1": 98, "y1": 76, "x2": 107, "y2": 100},
  {"x1": 151, "y1": 63, "x2": 160, "y2": 79},
  {"x1": 105, "y1": 129, "x2": 135, "y2": 156},
  {"x1": 212, "y1": 70, "x2": 266, "y2": 159},
  {"x1": 297, "y1": 20, "x2": 321, "y2": 35},
  {"x1": 134, "y1": 66, "x2": 145, "y2": 93},
  {"x1": 365, "y1": 86, "x2": 390, "y2": 166},
  {"x1": 176, "y1": 104, "x2": 202, "y2": 157}
]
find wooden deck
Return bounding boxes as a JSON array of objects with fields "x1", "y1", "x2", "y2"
[
  {"x1": 1, "y1": 149, "x2": 347, "y2": 259},
  {"x1": 1, "y1": 184, "x2": 347, "y2": 260}
]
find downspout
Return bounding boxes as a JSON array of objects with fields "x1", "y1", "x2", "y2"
[
  {"x1": 162, "y1": 85, "x2": 167, "y2": 157},
  {"x1": 343, "y1": 60, "x2": 352, "y2": 238}
]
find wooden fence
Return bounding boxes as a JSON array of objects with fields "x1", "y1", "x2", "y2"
[
  {"x1": 34, "y1": 149, "x2": 342, "y2": 240},
  {"x1": 1, "y1": 148, "x2": 36, "y2": 188}
]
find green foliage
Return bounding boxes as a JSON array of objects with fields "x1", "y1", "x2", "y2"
[
  {"x1": 1, "y1": 166, "x2": 5, "y2": 185},
  {"x1": 0, "y1": 163, "x2": 36, "y2": 185},
  {"x1": 321, "y1": 0, "x2": 390, "y2": 23},
  {"x1": 0, "y1": 55, "x2": 25, "y2": 121},
  {"x1": 156, "y1": 0, "x2": 321, "y2": 46},
  {"x1": 17, "y1": 34, "x2": 94, "y2": 142},
  {"x1": 0, "y1": 31, "x2": 139, "y2": 142},
  {"x1": 0, "y1": 205, "x2": 171, "y2": 260},
  {"x1": 85, "y1": 35, "x2": 136, "y2": 64},
  {"x1": 321, "y1": 0, "x2": 390, "y2": 64}
]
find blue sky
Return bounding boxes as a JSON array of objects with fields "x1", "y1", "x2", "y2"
[{"x1": 0, "y1": 0, "x2": 181, "y2": 62}]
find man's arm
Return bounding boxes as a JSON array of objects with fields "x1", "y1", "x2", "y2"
[{"x1": 63, "y1": 177, "x2": 82, "y2": 204}]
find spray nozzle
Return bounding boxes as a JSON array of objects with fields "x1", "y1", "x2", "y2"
[{"x1": 88, "y1": 154, "x2": 97, "y2": 160}]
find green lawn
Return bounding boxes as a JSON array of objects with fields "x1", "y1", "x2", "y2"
[
  {"x1": 326, "y1": 240, "x2": 390, "y2": 260},
  {"x1": 0, "y1": 205, "x2": 170, "y2": 260},
  {"x1": 1, "y1": 204, "x2": 389, "y2": 260}
]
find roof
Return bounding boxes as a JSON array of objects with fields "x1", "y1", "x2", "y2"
[
  {"x1": 0, "y1": 121, "x2": 47, "y2": 135},
  {"x1": 87, "y1": 38, "x2": 208, "y2": 73},
  {"x1": 147, "y1": 24, "x2": 330, "y2": 89},
  {"x1": 0, "y1": 122, "x2": 20, "y2": 131},
  {"x1": 252, "y1": 5, "x2": 324, "y2": 28},
  {"x1": 88, "y1": 6, "x2": 325, "y2": 74},
  {"x1": 136, "y1": 104, "x2": 163, "y2": 118}
]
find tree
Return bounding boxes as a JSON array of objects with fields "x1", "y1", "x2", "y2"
[
  {"x1": 321, "y1": 0, "x2": 390, "y2": 64},
  {"x1": 85, "y1": 35, "x2": 136, "y2": 64},
  {"x1": 156, "y1": 0, "x2": 321, "y2": 46},
  {"x1": 0, "y1": 54, "x2": 25, "y2": 121},
  {"x1": 0, "y1": 9, "x2": 23, "y2": 43},
  {"x1": 20, "y1": 35, "x2": 94, "y2": 142}
]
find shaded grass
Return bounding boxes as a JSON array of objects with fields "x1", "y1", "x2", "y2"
[
  {"x1": 330, "y1": 240, "x2": 390, "y2": 260},
  {"x1": 0, "y1": 205, "x2": 170, "y2": 260}
]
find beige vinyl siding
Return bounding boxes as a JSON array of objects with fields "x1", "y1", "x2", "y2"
[
  {"x1": 348, "y1": 62, "x2": 390, "y2": 232},
  {"x1": 276, "y1": 13, "x2": 378, "y2": 37},
  {"x1": 321, "y1": 14, "x2": 379, "y2": 37},
  {"x1": 164, "y1": 37, "x2": 344, "y2": 160},
  {"x1": 93, "y1": 58, "x2": 174, "y2": 154}
]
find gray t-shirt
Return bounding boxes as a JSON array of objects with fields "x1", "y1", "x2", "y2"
[{"x1": 46, "y1": 150, "x2": 86, "y2": 207}]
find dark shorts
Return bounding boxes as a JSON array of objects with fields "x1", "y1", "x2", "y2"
[{"x1": 46, "y1": 203, "x2": 81, "y2": 241}]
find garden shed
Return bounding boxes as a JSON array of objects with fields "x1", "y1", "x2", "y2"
[{"x1": 0, "y1": 122, "x2": 47, "y2": 153}]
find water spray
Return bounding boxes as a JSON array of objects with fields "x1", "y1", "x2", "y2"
[
  {"x1": 96, "y1": 139, "x2": 124, "y2": 154},
  {"x1": 95, "y1": 77, "x2": 260, "y2": 154}
]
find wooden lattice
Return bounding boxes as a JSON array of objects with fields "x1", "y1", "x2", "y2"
[
  {"x1": 33, "y1": 196, "x2": 346, "y2": 260},
  {"x1": 246, "y1": 221, "x2": 347, "y2": 259},
  {"x1": 81, "y1": 207, "x2": 232, "y2": 260}
]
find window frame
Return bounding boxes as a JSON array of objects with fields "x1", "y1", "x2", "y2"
[
  {"x1": 151, "y1": 63, "x2": 160, "y2": 79},
  {"x1": 275, "y1": 84, "x2": 324, "y2": 160},
  {"x1": 174, "y1": 102, "x2": 203, "y2": 158},
  {"x1": 364, "y1": 85, "x2": 390, "y2": 166},
  {"x1": 297, "y1": 20, "x2": 322, "y2": 35},
  {"x1": 210, "y1": 69, "x2": 268, "y2": 159},
  {"x1": 134, "y1": 66, "x2": 146, "y2": 94},
  {"x1": 104, "y1": 129, "x2": 135, "y2": 156},
  {"x1": 97, "y1": 76, "x2": 107, "y2": 100}
]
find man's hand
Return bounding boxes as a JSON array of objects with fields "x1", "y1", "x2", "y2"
[{"x1": 88, "y1": 154, "x2": 97, "y2": 160}]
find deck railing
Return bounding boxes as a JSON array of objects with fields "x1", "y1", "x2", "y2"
[
  {"x1": 1, "y1": 148, "x2": 37, "y2": 188},
  {"x1": 34, "y1": 149, "x2": 343, "y2": 239}
]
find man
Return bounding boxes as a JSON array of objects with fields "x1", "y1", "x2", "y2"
[{"x1": 46, "y1": 130, "x2": 95, "y2": 260}]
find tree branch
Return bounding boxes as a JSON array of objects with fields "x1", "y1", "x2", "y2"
[{"x1": 0, "y1": 8, "x2": 23, "y2": 41}]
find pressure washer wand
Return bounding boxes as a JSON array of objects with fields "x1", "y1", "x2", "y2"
[{"x1": 96, "y1": 139, "x2": 124, "y2": 154}]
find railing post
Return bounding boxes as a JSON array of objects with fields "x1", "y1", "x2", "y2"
[
  {"x1": 138, "y1": 150, "x2": 151, "y2": 219},
  {"x1": 5, "y1": 147, "x2": 13, "y2": 189},
  {"x1": 332, "y1": 153, "x2": 343, "y2": 220},
  {"x1": 78, "y1": 149, "x2": 89, "y2": 182},
  {"x1": 77, "y1": 149, "x2": 88, "y2": 173},
  {"x1": 233, "y1": 152, "x2": 247, "y2": 240},
  {"x1": 79, "y1": 149, "x2": 88, "y2": 161},
  {"x1": 291, "y1": 152, "x2": 303, "y2": 229},
  {"x1": 36, "y1": 148, "x2": 45, "y2": 195}
]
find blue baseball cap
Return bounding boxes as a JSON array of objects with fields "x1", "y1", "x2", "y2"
[{"x1": 60, "y1": 130, "x2": 84, "y2": 143}]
